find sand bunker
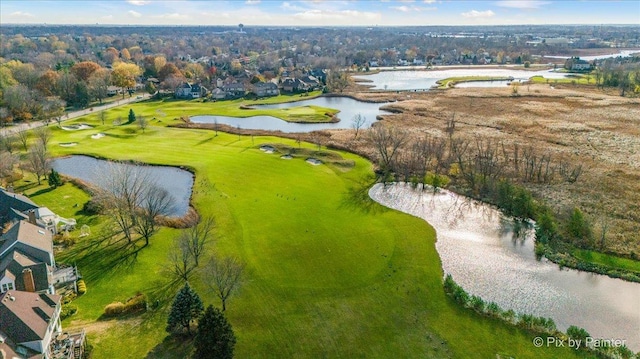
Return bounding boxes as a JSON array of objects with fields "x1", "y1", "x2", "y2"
[
  {"x1": 91, "y1": 133, "x2": 105, "y2": 139},
  {"x1": 260, "y1": 145, "x2": 275, "y2": 154},
  {"x1": 306, "y1": 158, "x2": 322, "y2": 165},
  {"x1": 59, "y1": 142, "x2": 78, "y2": 147},
  {"x1": 281, "y1": 154, "x2": 293, "y2": 160},
  {"x1": 61, "y1": 124, "x2": 93, "y2": 131}
]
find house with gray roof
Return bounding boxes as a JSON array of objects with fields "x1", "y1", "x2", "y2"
[
  {"x1": 0, "y1": 290, "x2": 62, "y2": 358},
  {"x1": 252, "y1": 82, "x2": 279, "y2": 97},
  {"x1": 0, "y1": 221, "x2": 55, "y2": 295}
]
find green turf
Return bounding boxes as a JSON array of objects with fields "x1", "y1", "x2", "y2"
[
  {"x1": 436, "y1": 76, "x2": 515, "y2": 88},
  {"x1": 528, "y1": 74, "x2": 596, "y2": 85},
  {"x1": 17, "y1": 105, "x2": 589, "y2": 359},
  {"x1": 573, "y1": 249, "x2": 640, "y2": 273}
]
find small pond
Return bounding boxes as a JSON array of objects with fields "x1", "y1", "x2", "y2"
[
  {"x1": 190, "y1": 96, "x2": 391, "y2": 133},
  {"x1": 51, "y1": 155, "x2": 193, "y2": 217},
  {"x1": 369, "y1": 183, "x2": 640, "y2": 350},
  {"x1": 353, "y1": 68, "x2": 570, "y2": 90}
]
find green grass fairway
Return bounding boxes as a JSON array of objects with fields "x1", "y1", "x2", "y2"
[
  {"x1": 573, "y1": 249, "x2": 640, "y2": 273},
  {"x1": 22, "y1": 106, "x2": 588, "y2": 359},
  {"x1": 436, "y1": 76, "x2": 515, "y2": 88}
]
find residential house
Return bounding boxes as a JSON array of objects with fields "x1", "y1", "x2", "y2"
[
  {"x1": 571, "y1": 58, "x2": 591, "y2": 71},
  {"x1": 299, "y1": 75, "x2": 321, "y2": 90},
  {"x1": 0, "y1": 220, "x2": 55, "y2": 295},
  {"x1": 252, "y1": 82, "x2": 279, "y2": 98},
  {"x1": 222, "y1": 83, "x2": 246, "y2": 98},
  {"x1": 175, "y1": 83, "x2": 207, "y2": 99},
  {"x1": 281, "y1": 78, "x2": 309, "y2": 93},
  {"x1": 0, "y1": 290, "x2": 61, "y2": 358},
  {"x1": 211, "y1": 88, "x2": 226, "y2": 100},
  {"x1": 1, "y1": 189, "x2": 75, "y2": 235},
  {"x1": 106, "y1": 86, "x2": 120, "y2": 97}
]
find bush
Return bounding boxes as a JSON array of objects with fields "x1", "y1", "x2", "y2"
[
  {"x1": 77, "y1": 279, "x2": 87, "y2": 295},
  {"x1": 104, "y1": 302, "x2": 125, "y2": 317},
  {"x1": 102, "y1": 293, "x2": 147, "y2": 318},
  {"x1": 82, "y1": 199, "x2": 103, "y2": 215},
  {"x1": 60, "y1": 304, "x2": 78, "y2": 320}
]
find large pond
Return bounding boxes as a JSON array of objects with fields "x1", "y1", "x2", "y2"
[
  {"x1": 51, "y1": 155, "x2": 193, "y2": 217},
  {"x1": 369, "y1": 183, "x2": 640, "y2": 350},
  {"x1": 544, "y1": 49, "x2": 640, "y2": 61},
  {"x1": 190, "y1": 96, "x2": 391, "y2": 133},
  {"x1": 353, "y1": 68, "x2": 570, "y2": 90}
]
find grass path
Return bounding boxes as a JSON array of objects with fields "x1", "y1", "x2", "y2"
[{"x1": 19, "y1": 103, "x2": 589, "y2": 358}]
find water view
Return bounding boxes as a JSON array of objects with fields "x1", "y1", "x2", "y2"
[
  {"x1": 191, "y1": 96, "x2": 391, "y2": 132},
  {"x1": 51, "y1": 155, "x2": 193, "y2": 217},
  {"x1": 353, "y1": 68, "x2": 570, "y2": 90},
  {"x1": 369, "y1": 183, "x2": 640, "y2": 350}
]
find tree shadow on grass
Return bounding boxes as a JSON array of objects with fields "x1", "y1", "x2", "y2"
[
  {"x1": 29, "y1": 186, "x2": 55, "y2": 197},
  {"x1": 339, "y1": 178, "x2": 385, "y2": 214},
  {"x1": 144, "y1": 334, "x2": 193, "y2": 359},
  {"x1": 62, "y1": 230, "x2": 145, "y2": 283}
]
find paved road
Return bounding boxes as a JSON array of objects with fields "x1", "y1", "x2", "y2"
[{"x1": 0, "y1": 93, "x2": 151, "y2": 136}]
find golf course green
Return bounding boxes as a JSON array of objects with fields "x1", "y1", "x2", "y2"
[{"x1": 16, "y1": 99, "x2": 586, "y2": 358}]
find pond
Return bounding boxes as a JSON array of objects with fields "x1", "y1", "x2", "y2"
[
  {"x1": 544, "y1": 49, "x2": 640, "y2": 61},
  {"x1": 190, "y1": 96, "x2": 391, "y2": 133},
  {"x1": 369, "y1": 183, "x2": 640, "y2": 350},
  {"x1": 353, "y1": 68, "x2": 570, "y2": 90},
  {"x1": 51, "y1": 155, "x2": 193, "y2": 217}
]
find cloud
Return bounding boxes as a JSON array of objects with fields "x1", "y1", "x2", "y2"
[
  {"x1": 292, "y1": 9, "x2": 380, "y2": 21},
  {"x1": 391, "y1": 5, "x2": 436, "y2": 12},
  {"x1": 9, "y1": 11, "x2": 35, "y2": 18},
  {"x1": 461, "y1": 9, "x2": 495, "y2": 18},
  {"x1": 128, "y1": 10, "x2": 142, "y2": 18},
  {"x1": 101, "y1": 15, "x2": 114, "y2": 20},
  {"x1": 495, "y1": 1, "x2": 550, "y2": 9},
  {"x1": 423, "y1": 0, "x2": 437, "y2": 3},
  {"x1": 245, "y1": 0, "x2": 261, "y2": 4},
  {"x1": 127, "y1": 0, "x2": 151, "y2": 5},
  {"x1": 154, "y1": 13, "x2": 189, "y2": 20}
]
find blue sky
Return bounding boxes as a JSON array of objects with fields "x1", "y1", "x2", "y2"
[{"x1": 1, "y1": 1, "x2": 638, "y2": 26}]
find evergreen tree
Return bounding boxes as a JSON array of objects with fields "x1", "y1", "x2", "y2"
[
  {"x1": 194, "y1": 305, "x2": 236, "y2": 359},
  {"x1": 48, "y1": 169, "x2": 63, "y2": 188},
  {"x1": 128, "y1": 109, "x2": 136, "y2": 124},
  {"x1": 166, "y1": 283, "x2": 204, "y2": 335}
]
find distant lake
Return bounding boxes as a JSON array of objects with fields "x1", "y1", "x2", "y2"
[
  {"x1": 353, "y1": 68, "x2": 570, "y2": 91},
  {"x1": 51, "y1": 155, "x2": 193, "y2": 217},
  {"x1": 191, "y1": 96, "x2": 391, "y2": 133},
  {"x1": 544, "y1": 49, "x2": 640, "y2": 61}
]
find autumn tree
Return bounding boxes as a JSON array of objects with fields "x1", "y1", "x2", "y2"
[
  {"x1": 88, "y1": 68, "x2": 111, "y2": 104},
  {"x1": 158, "y1": 63, "x2": 182, "y2": 82},
  {"x1": 111, "y1": 62, "x2": 142, "y2": 98},
  {"x1": 36, "y1": 70, "x2": 60, "y2": 96},
  {"x1": 71, "y1": 61, "x2": 101, "y2": 82}
]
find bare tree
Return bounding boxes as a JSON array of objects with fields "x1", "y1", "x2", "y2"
[
  {"x1": 25, "y1": 142, "x2": 49, "y2": 185},
  {"x1": 168, "y1": 235, "x2": 196, "y2": 282},
  {"x1": 17, "y1": 131, "x2": 29, "y2": 151},
  {"x1": 367, "y1": 125, "x2": 407, "y2": 180},
  {"x1": 351, "y1": 113, "x2": 366, "y2": 139},
  {"x1": 95, "y1": 163, "x2": 151, "y2": 242},
  {"x1": 137, "y1": 115, "x2": 148, "y2": 133},
  {"x1": 134, "y1": 186, "x2": 175, "y2": 246},
  {"x1": 99, "y1": 111, "x2": 107, "y2": 126},
  {"x1": 205, "y1": 256, "x2": 244, "y2": 311},
  {"x1": 34, "y1": 127, "x2": 52, "y2": 148},
  {"x1": 0, "y1": 152, "x2": 18, "y2": 180},
  {"x1": 0, "y1": 134, "x2": 16, "y2": 154},
  {"x1": 184, "y1": 216, "x2": 216, "y2": 267}
]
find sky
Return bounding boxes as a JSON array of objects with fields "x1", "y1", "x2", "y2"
[{"x1": 1, "y1": 0, "x2": 639, "y2": 27}]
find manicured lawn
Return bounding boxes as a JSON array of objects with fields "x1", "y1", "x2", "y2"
[
  {"x1": 84, "y1": 91, "x2": 335, "y2": 125},
  {"x1": 436, "y1": 76, "x2": 515, "y2": 88},
  {"x1": 529, "y1": 74, "x2": 596, "y2": 85},
  {"x1": 573, "y1": 249, "x2": 640, "y2": 273},
  {"x1": 19, "y1": 105, "x2": 588, "y2": 358}
]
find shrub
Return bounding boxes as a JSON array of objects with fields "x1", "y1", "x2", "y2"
[
  {"x1": 77, "y1": 279, "x2": 87, "y2": 295},
  {"x1": 82, "y1": 199, "x2": 103, "y2": 215},
  {"x1": 60, "y1": 304, "x2": 78, "y2": 320},
  {"x1": 104, "y1": 302, "x2": 126, "y2": 317}
]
